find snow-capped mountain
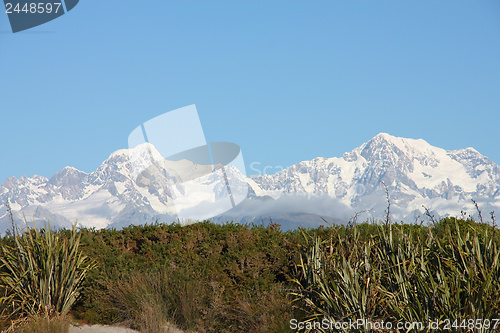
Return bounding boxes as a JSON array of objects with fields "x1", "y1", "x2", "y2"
[
  {"x1": 248, "y1": 133, "x2": 500, "y2": 222},
  {"x1": 0, "y1": 143, "x2": 247, "y2": 233},
  {"x1": 1, "y1": 133, "x2": 499, "y2": 232}
]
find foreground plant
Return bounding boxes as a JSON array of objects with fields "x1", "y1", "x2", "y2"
[
  {"x1": 290, "y1": 226, "x2": 382, "y2": 332},
  {"x1": 0, "y1": 220, "x2": 96, "y2": 323},
  {"x1": 10, "y1": 312, "x2": 71, "y2": 333},
  {"x1": 291, "y1": 219, "x2": 500, "y2": 332}
]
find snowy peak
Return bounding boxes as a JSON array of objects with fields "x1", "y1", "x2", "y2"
[
  {"x1": 0, "y1": 142, "x2": 249, "y2": 232},
  {"x1": 358, "y1": 133, "x2": 439, "y2": 166},
  {"x1": 250, "y1": 133, "x2": 500, "y2": 220},
  {"x1": 449, "y1": 147, "x2": 500, "y2": 181},
  {"x1": 49, "y1": 167, "x2": 88, "y2": 187},
  {"x1": 1, "y1": 134, "x2": 499, "y2": 232}
]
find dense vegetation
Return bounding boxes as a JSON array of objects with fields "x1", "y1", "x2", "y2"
[{"x1": 1, "y1": 215, "x2": 499, "y2": 332}]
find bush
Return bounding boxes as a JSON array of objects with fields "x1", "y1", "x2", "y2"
[{"x1": 73, "y1": 221, "x2": 300, "y2": 332}]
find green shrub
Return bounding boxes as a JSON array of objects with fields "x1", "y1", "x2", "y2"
[{"x1": 72, "y1": 221, "x2": 300, "y2": 332}]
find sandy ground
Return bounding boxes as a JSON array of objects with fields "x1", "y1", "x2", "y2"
[
  {"x1": 69, "y1": 325, "x2": 139, "y2": 333},
  {"x1": 69, "y1": 323, "x2": 184, "y2": 333}
]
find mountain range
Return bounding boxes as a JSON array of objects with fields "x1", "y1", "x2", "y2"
[{"x1": 1, "y1": 133, "x2": 499, "y2": 232}]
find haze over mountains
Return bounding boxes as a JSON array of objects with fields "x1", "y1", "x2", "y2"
[{"x1": 1, "y1": 133, "x2": 499, "y2": 232}]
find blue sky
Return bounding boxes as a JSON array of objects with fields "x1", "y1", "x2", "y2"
[{"x1": 1, "y1": 0, "x2": 499, "y2": 182}]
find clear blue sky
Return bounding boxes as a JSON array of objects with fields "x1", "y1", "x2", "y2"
[{"x1": 1, "y1": 0, "x2": 499, "y2": 182}]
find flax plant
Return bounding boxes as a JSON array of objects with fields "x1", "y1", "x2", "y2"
[
  {"x1": 0, "y1": 220, "x2": 96, "y2": 321},
  {"x1": 290, "y1": 227, "x2": 382, "y2": 332},
  {"x1": 291, "y1": 219, "x2": 500, "y2": 333}
]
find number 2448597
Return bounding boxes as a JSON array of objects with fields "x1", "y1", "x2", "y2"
[{"x1": 5, "y1": 2, "x2": 62, "y2": 14}]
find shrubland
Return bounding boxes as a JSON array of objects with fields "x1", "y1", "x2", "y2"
[{"x1": 0, "y1": 213, "x2": 499, "y2": 332}]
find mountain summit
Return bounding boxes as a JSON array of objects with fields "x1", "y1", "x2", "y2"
[
  {"x1": 1, "y1": 134, "x2": 499, "y2": 231},
  {"x1": 249, "y1": 133, "x2": 499, "y2": 221}
]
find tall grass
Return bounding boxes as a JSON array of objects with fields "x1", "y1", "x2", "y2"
[
  {"x1": 0, "y1": 220, "x2": 95, "y2": 325},
  {"x1": 11, "y1": 313, "x2": 71, "y2": 333},
  {"x1": 102, "y1": 265, "x2": 294, "y2": 332}
]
